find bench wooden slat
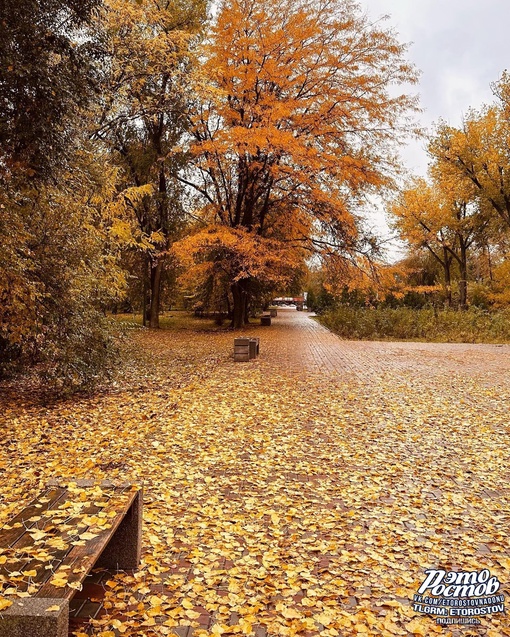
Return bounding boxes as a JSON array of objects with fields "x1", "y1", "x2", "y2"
[
  {"x1": 37, "y1": 489, "x2": 138, "y2": 599},
  {"x1": 0, "y1": 488, "x2": 68, "y2": 547},
  {"x1": 1, "y1": 490, "x2": 124, "y2": 591}
]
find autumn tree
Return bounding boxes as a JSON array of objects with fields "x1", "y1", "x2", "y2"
[
  {"x1": 177, "y1": 0, "x2": 418, "y2": 328},
  {"x1": 94, "y1": 0, "x2": 207, "y2": 328},
  {"x1": 429, "y1": 108, "x2": 510, "y2": 231},
  {"x1": 389, "y1": 169, "x2": 490, "y2": 309},
  {"x1": 0, "y1": 0, "x2": 138, "y2": 388},
  {"x1": 0, "y1": 0, "x2": 102, "y2": 178}
]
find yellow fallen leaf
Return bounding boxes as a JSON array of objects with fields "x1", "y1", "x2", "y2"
[
  {"x1": 0, "y1": 598, "x2": 13, "y2": 611},
  {"x1": 67, "y1": 581, "x2": 83, "y2": 591},
  {"x1": 49, "y1": 577, "x2": 67, "y2": 588},
  {"x1": 47, "y1": 538, "x2": 67, "y2": 550},
  {"x1": 163, "y1": 618, "x2": 178, "y2": 627},
  {"x1": 148, "y1": 595, "x2": 163, "y2": 606},
  {"x1": 314, "y1": 612, "x2": 334, "y2": 626},
  {"x1": 22, "y1": 569, "x2": 37, "y2": 577},
  {"x1": 111, "y1": 619, "x2": 127, "y2": 632},
  {"x1": 79, "y1": 531, "x2": 98, "y2": 541},
  {"x1": 45, "y1": 605, "x2": 61, "y2": 612},
  {"x1": 406, "y1": 618, "x2": 429, "y2": 636},
  {"x1": 141, "y1": 617, "x2": 156, "y2": 626},
  {"x1": 30, "y1": 530, "x2": 46, "y2": 541}
]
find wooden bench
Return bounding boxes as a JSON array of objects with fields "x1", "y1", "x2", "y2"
[
  {"x1": 234, "y1": 337, "x2": 260, "y2": 362},
  {"x1": 0, "y1": 479, "x2": 142, "y2": 637}
]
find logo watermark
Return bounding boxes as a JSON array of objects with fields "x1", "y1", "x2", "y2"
[{"x1": 412, "y1": 568, "x2": 505, "y2": 626}]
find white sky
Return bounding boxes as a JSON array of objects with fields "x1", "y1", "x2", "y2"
[{"x1": 359, "y1": 0, "x2": 509, "y2": 259}]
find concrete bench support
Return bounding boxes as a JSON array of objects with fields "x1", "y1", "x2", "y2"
[
  {"x1": 96, "y1": 488, "x2": 142, "y2": 570},
  {"x1": 0, "y1": 599, "x2": 69, "y2": 637},
  {"x1": 249, "y1": 337, "x2": 259, "y2": 359}
]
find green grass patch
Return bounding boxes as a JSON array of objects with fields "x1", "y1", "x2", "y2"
[
  {"x1": 112, "y1": 311, "x2": 231, "y2": 332},
  {"x1": 318, "y1": 307, "x2": 510, "y2": 343}
]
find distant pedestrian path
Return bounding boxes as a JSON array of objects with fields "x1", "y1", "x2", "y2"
[{"x1": 261, "y1": 309, "x2": 510, "y2": 386}]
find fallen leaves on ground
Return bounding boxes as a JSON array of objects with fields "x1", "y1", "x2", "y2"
[{"x1": 0, "y1": 314, "x2": 509, "y2": 636}]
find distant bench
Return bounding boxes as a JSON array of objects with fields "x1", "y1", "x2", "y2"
[
  {"x1": 0, "y1": 479, "x2": 142, "y2": 637},
  {"x1": 234, "y1": 337, "x2": 260, "y2": 362}
]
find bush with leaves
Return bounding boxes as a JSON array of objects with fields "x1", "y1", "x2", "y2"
[
  {"x1": 319, "y1": 306, "x2": 510, "y2": 343},
  {"x1": 0, "y1": 149, "x2": 135, "y2": 391}
]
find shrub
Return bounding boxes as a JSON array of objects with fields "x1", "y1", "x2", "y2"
[{"x1": 319, "y1": 306, "x2": 510, "y2": 343}]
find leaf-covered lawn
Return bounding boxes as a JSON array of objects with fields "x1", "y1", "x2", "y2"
[{"x1": 1, "y1": 313, "x2": 509, "y2": 636}]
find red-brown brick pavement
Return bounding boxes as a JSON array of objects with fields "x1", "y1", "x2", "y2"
[{"x1": 69, "y1": 309, "x2": 510, "y2": 636}]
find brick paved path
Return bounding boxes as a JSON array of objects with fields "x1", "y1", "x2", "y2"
[
  {"x1": 261, "y1": 308, "x2": 510, "y2": 386},
  {"x1": 5, "y1": 309, "x2": 508, "y2": 636}
]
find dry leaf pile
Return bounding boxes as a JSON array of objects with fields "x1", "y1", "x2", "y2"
[{"x1": 0, "y1": 319, "x2": 509, "y2": 637}]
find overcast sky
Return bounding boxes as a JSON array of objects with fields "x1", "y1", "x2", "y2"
[
  {"x1": 358, "y1": 0, "x2": 508, "y2": 257},
  {"x1": 361, "y1": 0, "x2": 508, "y2": 173}
]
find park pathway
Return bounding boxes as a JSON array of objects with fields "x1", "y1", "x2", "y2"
[
  {"x1": 4, "y1": 308, "x2": 510, "y2": 637},
  {"x1": 260, "y1": 308, "x2": 510, "y2": 387}
]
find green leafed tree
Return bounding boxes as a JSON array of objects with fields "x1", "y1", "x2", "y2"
[{"x1": 0, "y1": 0, "x2": 137, "y2": 389}]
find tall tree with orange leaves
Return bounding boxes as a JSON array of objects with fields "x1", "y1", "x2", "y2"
[{"x1": 177, "y1": 0, "x2": 419, "y2": 327}]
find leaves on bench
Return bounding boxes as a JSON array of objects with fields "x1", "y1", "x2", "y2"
[{"x1": 0, "y1": 486, "x2": 133, "y2": 597}]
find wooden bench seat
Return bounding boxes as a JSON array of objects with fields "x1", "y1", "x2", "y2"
[{"x1": 0, "y1": 479, "x2": 142, "y2": 637}]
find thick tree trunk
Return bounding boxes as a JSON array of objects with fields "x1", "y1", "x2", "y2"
[
  {"x1": 459, "y1": 242, "x2": 468, "y2": 310},
  {"x1": 142, "y1": 255, "x2": 149, "y2": 327},
  {"x1": 442, "y1": 247, "x2": 452, "y2": 307},
  {"x1": 149, "y1": 259, "x2": 163, "y2": 328},
  {"x1": 231, "y1": 279, "x2": 249, "y2": 329}
]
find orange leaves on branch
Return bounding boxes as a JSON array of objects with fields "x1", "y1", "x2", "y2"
[
  {"x1": 180, "y1": 0, "x2": 419, "y2": 323},
  {"x1": 173, "y1": 225, "x2": 301, "y2": 285},
  {"x1": 192, "y1": 0, "x2": 419, "y2": 224},
  {"x1": 429, "y1": 106, "x2": 510, "y2": 230}
]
